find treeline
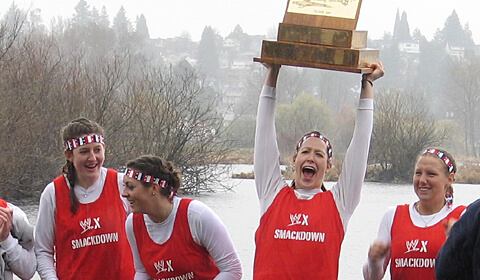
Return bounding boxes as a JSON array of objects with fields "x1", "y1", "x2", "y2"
[
  {"x1": 1, "y1": 1, "x2": 479, "y2": 203},
  {"x1": 0, "y1": 4, "x2": 236, "y2": 201}
]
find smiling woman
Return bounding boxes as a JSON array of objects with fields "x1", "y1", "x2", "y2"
[
  {"x1": 34, "y1": 118, "x2": 134, "y2": 280},
  {"x1": 363, "y1": 147, "x2": 467, "y2": 280},
  {"x1": 122, "y1": 155, "x2": 242, "y2": 280}
]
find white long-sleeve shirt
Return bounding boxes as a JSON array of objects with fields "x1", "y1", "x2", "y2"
[
  {"x1": 35, "y1": 167, "x2": 129, "y2": 280},
  {"x1": 362, "y1": 203, "x2": 465, "y2": 280},
  {"x1": 254, "y1": 85, "x2": 374, "y2": 232},
  {"x1": 0, "y1": 202, "x2": 36, "y2": 280},
  {"x1": 125, "y1": 196, "x2": 242, "y2": 280}
]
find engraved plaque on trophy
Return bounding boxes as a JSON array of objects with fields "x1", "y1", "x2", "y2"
[{"x1": 254, "y1": 0, "x2": 379, "y2": 73}]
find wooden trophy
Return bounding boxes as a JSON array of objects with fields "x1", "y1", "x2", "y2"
[{"x1": 254, "y1": 0, "x2": 378, "y2": 73}]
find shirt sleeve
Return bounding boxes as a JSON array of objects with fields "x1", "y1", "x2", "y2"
[
  {"x1": 0, "y1": 203, "x2": 36, "y2": 280},
  {"x1": 362, "y1": 205, "x2": 395, "y2": 280},
  {"x1": 254, "y1": 85, "x2": 288, "y2": 215},
  {"x1": 124, "y1": 214, "x2": 151, "y2": 280},
  {"x1": 331, "y1": 98, "x2": 373, "y2": 230},
  {"x1": 34, "y1": 182, "x2": 59, "y2": 280},
  {"x1": 435, "y1": 199, "x2": 480, "y2": 280},
  {"x1": 188, "y1": 200, "x2": 242, "y2": 280}
]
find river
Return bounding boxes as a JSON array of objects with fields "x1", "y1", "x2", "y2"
[{"x1": 16, "y1": 164, "x2": 480, "y2": 280}]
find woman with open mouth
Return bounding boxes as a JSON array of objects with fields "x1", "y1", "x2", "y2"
[
  {"x1": 35, "y1": 118, "x2": 134, "y2": 280},
  {"x1": 252, "y1": 61, "x2": 384, "y2": 279}
]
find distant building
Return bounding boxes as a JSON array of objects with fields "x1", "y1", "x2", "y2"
[{"x1": 445, "y1": 43, "x2": 465, "y2": 60}]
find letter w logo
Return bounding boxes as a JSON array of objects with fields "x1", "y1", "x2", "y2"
[
  {"x1": 405, "y1": 239, "x2": 420, "y2": 253},
  {"x1": 79, "y1": 217, "x2": 101, "y2": 234},
  {"x1": 154, "y1": 259, "x2": 174, "y2": 274},
  {"x1": 288, "y1": 213, "x2": 309, "y2": 226}
]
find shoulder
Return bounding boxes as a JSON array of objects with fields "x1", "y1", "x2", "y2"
[
  {"x1": 187, "y1": 199, "x2": 211, "y2": 215},
  {"x1": 186, "y1": 199, "x2": 222, "y2": 223},
  {"x1": 40, "y1": 181, "x2": 57, "y2": 202}
]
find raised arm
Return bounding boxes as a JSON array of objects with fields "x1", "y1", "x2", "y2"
[
  {"x1": 254, "y1": 64, "x2": 288, "y2": 215},
  {"x1": 332, "y1": 62, "x2": 384, "y2": 229}
]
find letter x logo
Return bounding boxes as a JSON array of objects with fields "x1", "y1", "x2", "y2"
[{"x1": 420, "y1": 240, "x2": 428, "y2": 252}]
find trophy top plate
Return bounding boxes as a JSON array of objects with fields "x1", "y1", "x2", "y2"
[{"x1": 283, "y1": 0, "x2": 363, "y2": 30}]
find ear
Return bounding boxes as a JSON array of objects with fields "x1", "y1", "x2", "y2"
[
  {"x1": 64, "y1": 150, "x2": 73, "y2": 162},
  {"x1": 151, "y1": 182, "x2": 161, "y2": 193},
  {"x1": 292, "y1": 155, "x2": 297, "y2": 165},
  {"x1": 326, "y1": 161, "x2": 333, "y2": 171},
  {"x1": 447, "y1": 173, "x2": 455, "y2": 186}
]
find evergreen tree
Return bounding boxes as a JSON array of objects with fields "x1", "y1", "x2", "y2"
[
  {"x1": 72, "y1": 0, "x2": 91, "y2": 26},
  {"x1": 112, "y1": 6, "x2": 131, "y2": 36},
  {"x1": 197, "y1": 26, "x2": 219, "y2": 79},
  {"x1": 135, "y1": 14, "x2": 150, "y2": 40},
  {"x1": 441, "y1": 10, "x2": 466, "y2": 47},
  {"x1": 99, "y1": 6, "x2": 110, "y2": 28}
]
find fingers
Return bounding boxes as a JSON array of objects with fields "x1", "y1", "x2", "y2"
[
  {"x1": 364, "y1": 61, "x2": 385, "y2": 82},
  {"x1": 368, "y1": 240, "x2": 390, "y2": 260},
  {"x1": 0, "y1": 207, "x2": 13, "y2": 242}
]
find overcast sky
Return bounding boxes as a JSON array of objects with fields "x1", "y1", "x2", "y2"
[{"x1": 1, "y1": 0, "x2": 479, "y2": 43}]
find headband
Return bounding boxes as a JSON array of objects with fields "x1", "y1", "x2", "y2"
[
  {"x1": 295, "y1": 132, "x2": 333, "y2": 160},
  {"x1": 65, "y1": 134, "x2": 104, "y2": 151},
  {"x1": 422, "y1": 148, "x2": 456, "y2": 174},
  {"x1": 124, "y1": 168, "x2": 168, "y2": 188}
]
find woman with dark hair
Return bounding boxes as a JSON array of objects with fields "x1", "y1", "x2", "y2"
[
  {"x1": 122, "y1": 155, "x2": 242, "y2": 280},
  {"x1": 253, "y1": 62, "x2": 384, "y2": 279},
  {"x1": 35, "y1": 118, "x2": 134, "y2": 280},
  {"x1": 363, "y1": 148, "x2": 466, "y2": 280}
]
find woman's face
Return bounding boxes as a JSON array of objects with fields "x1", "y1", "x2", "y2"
[
  {"x1": 122, "y1": 174, "x2": 154, "y2": 214},
  {"x1": 413, "y1": 155, "x2": 454, "y2": 204},
  {"x1": 65, "y1": 133, "x2": 105, "y2": 187},
  {"x1": 293, "y1": 137, "x2": 332, "y2": 189}
]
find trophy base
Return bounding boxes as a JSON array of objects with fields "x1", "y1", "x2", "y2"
[
  {"x1": 254, "y1": 40, "x2": 378, "y2": 74},
  {"x1": 253, "y1": 57, "x2": 373, "y2": 74}
]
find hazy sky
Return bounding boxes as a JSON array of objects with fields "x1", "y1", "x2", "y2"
[{"x1": 2, "y1": 0, "x2": 479, "y2": 43}]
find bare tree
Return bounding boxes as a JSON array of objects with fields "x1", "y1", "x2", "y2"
[
  {"x1": 443, "y1": 54, "x2": 480, "y2": 157},
  {"x1": 111, "y1": 63, "x2": 235, "y2": 194},
  {"x1": 370, "y1": 88, "x2": 450, "y2": 182}
]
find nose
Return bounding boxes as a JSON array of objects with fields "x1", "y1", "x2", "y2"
[
  {"x1": 306, "y1": 151, "x2": 315, "y2": 161},
  {"x1": 87, "y1": 149, "x2": 96, "y2": 160},
  {"x1": 418, "y1": 173, "x2": 428, "y2": 185},
  {"x1": 121, "y1": 188, "x2": 128, "y2": 197}
]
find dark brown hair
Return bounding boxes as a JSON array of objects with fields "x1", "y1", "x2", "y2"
[
  {"x1": 61, "y1": 118, "x2": 105, "y2": 214},
  {"x1": 126, "y1": 155, "x2": 182, "y2": 198}
]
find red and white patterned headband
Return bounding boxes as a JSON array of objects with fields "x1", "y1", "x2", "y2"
[
  {"x1": 296, "y1": 131, "x2": 333, "y2": 160},
  {"x1": 65, "y1": 134, "x2": 104, "y2": 151},
  {"x1": 423, "y1": 148, "x2": 456, "y2": 174},
  {"x1": 124, "y1": 168, "x2": 168, "y2": 188}
]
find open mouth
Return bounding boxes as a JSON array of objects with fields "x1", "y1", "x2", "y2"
[
  {"x1": 302, "y1": 166, "x2": 316, "y2": 179},
  {"x1": 85, "y1": 164, "x2": 98, "y2": 169}
]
